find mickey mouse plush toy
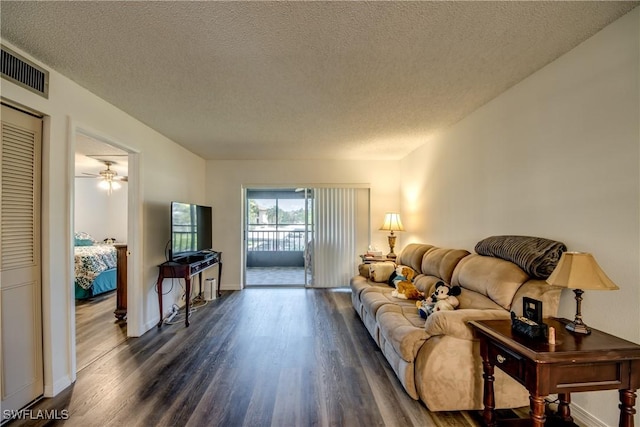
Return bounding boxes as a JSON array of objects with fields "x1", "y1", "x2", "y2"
[{"x1": 417, "y1": 281, "x2": 462, "y2": 319}]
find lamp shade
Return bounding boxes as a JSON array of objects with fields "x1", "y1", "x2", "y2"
[
  {"x1": 545, "y1": 252, "x2": 619, "y2": 291},
  {"x1": 379, "y1": 213, "x2": 404, "y2": 232}
]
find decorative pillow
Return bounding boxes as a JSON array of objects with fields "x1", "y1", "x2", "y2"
[
  {"x1": 369, "y1": 262, "x2": 396, "y2": 283},
  {"x1": 74, "y1": 232, "x2": 94, "y2": 246}
]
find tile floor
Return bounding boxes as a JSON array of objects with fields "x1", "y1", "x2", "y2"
[{"x1": 245, "y1": 266, "x2": 307, "y2": 286}]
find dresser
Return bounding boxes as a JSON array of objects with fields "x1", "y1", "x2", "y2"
[{"x1": 114, "y1": 244, "x2": 127, "y2": 320}]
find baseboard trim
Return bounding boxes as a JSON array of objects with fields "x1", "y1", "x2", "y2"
[
  {"x1": 569, "y1": 403, "x2": 607, "y2": 427},
  {"x1": 143, "y1": 318, "x2": 159, "y2": 333},
  {"x1": 44, "y1": 375, "x2": 72, "y2": 397}
]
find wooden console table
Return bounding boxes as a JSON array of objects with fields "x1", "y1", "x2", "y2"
[
  {"x1": 156, "y1": 251, "x2": 222, "y2": 328},
  {"x1": 113, "y1": 244, "x2": 128, "y2": 320},
  {"x1": 470, "y1": 318, "x2": 640, "y2": 427},
  {"x1": 360, "y1": 255, "x2": 396, "y2": 264}
]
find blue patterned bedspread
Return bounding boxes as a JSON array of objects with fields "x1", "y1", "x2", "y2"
[{"x1": 74, "y1": 245, "x2": 117, "y2": 290}]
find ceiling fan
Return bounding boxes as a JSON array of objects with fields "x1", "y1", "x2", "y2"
[{"x1": 76, "y1": 160, "x2": 127, "y2": 193}]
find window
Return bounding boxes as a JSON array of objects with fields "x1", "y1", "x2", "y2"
[{"x1": 247, "y1": 190, "x2": 309, "y2": 252}]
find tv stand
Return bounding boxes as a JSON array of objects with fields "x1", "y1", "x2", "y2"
[
  {"x1": 174, "y1": 252, "x2": 214, "y2": 264},
  {"x1": 156, "y1": 251, "x2": 222, "y2": 328}
]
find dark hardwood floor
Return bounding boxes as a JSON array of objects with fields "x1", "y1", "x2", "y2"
[
  {"x1": 10, "y1": 288, "x2": 526, "y2": 427},
  {"x1": 75, "y1": 291, "x2": 127, "y2": 372}
]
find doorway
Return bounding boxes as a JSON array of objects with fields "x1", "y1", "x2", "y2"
[
  {"x1": 243, "y1": 186, "x2": 370, "y2": 288},
  {"x1": 73, "y1": 131, "x2": 129, "y2": 371},
  {"x1": 244, "y1": 188, "x2": 312, "y2": 287}
]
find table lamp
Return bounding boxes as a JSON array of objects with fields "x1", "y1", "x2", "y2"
[
  {"x1": 379, "y1": 213, "x2": 404, "y2": 259},
  {"x1": 545, "y1": 251, "x2": 619, "y2": 334}
]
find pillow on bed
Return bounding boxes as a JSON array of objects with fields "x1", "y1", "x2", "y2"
[{"x1": 74, "y1": 232, "x2": 94, "y2": 246}]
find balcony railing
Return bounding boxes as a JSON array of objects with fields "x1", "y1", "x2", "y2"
[{"x1": 247, "y1": 230, "x2": 306, "y2": 252}]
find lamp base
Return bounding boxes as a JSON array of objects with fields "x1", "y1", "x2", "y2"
[
  {"x1": 387, "y1": 234, "x2": 397, "y2": 260},
  {"x1": 566, "y1": 288, "x2": 591, "y2": 335},
  {"x1": 565, "y1": 321, "x2": 591, "y2": 335}
]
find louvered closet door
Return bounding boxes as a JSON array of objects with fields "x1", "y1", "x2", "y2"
[{"x1": 0, "y1": 104, "x2": 43, "y2": 413}]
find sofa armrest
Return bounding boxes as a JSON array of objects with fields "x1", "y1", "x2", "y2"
[
  {"x1": 424, "y1": 309, "x2": 510, "y2": 340},
  {"x1": 511, "y1": 280, "x2": 562, "y2": 318}
]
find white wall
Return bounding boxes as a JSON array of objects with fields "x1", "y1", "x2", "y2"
[
  {"x1": 205, "y1": 160, "x2": 400, "y2": 288},
  {"x1": 400, "y1": 9, "x2": 639, "y2": 426},
  {"x1": 74, "y1": 178, "x2": 128, "y2": 243},
  {"x1": 1, "y1": 41, "x2": 206, "y2": 397}
]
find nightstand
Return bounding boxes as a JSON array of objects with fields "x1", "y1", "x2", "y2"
[{"x1": 470, "y1": 318, "x2": 640, "y2": 427}]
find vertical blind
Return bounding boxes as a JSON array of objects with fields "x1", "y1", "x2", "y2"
[{"x1": 311, "y1": 188, "x2": 358, "y2": 288}]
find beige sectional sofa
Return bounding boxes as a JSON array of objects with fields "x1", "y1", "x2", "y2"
[{"x1": 351, "y1": 243, "x2": 562, "y2": 411}]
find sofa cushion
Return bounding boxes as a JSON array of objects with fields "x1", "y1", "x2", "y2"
[
  {"x1": 396, "y1": 244, "x2": 434, "y2": 273},
  {"x1": 360, "y1": 290, "x2": 399, "y2": 318},
  {"x1": 350, "y1": 276, "x2": 389, "y2": 300},
  {"x1": 412, "y1": 275, "x2": 444, "y2": 294},
  {"x1": 377, "y1": 303, "x2": 428, "y2": 362},
  {"x1": 421, "y1": 248, "x2": 470, "y2": 284},
  {"x1": 452, "y1": 254, "x2": 528, "y2": 310},
  {"x1": 456, "y1": 288, "x2": 506, "y2": 311}
]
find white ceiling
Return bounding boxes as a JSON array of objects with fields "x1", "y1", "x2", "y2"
[
  {"x1": 1, "y1": 1, "x2": 638, "y2": 161},
  {"x1": 74, "y1": 133, "x2": 128, "y2": 178}
]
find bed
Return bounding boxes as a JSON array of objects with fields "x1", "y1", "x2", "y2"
[{"x1": 74, "y1": 234, "x2": 118, "y2": 299}]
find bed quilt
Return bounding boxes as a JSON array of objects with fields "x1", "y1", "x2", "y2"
[{"x1": 74, "y1": 245, "x2": 117, "y2": 290}]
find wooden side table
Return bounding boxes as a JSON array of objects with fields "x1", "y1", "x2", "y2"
[
  {"x1": 470, "y1": 318, "x2": 640, "y2": 427},
  {"x1": 360, "y1": 255, "x2": 396, "y2": 264}
]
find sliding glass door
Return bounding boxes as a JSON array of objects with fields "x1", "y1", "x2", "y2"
[
  {"x1": 245, "y1": 188, "x2": 310, "y2": 286},
  {"x1": 244, "y1": 187, "x2": 368, "y2": 288}
]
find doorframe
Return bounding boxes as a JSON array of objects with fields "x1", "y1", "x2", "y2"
[
  {"x1": 67, "y1": 120, "x2": 142, "y2": 378},
  {"x1": 242, "y1": 185, "x2": 313, "y2": 288}
]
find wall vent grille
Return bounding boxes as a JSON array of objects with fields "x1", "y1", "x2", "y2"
[{"x1": 1, "y1": 45, "x2": 49, "y2": 98}]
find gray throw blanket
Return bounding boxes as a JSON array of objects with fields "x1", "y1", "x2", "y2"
[{"x1": 475, "y1": 235, "x2": 567, "y2": 279}]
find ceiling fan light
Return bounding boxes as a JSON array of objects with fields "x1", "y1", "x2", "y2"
[
  {"x1": 98, "y1": 180, "x2": 111, "y2": 190},
  {"x1": 111, "y1": 181, "x2": 122, "y2": 190}
]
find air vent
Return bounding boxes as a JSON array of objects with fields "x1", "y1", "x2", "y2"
[{"x1": 1, "y1": 45, "x2": 49, "y2": 98}]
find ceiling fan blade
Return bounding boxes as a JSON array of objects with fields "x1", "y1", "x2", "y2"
[{"x1": 114, "y1": 176, "x2": 128, "y2": 182}]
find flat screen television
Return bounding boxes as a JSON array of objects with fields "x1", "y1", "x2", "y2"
[{"x1": 170, "y1": 201, "x2": 213, "y2": 261}]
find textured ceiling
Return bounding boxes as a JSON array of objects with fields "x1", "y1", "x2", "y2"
[{"x1": 1, "y1": 1, "x2": 638, "y2": 160}]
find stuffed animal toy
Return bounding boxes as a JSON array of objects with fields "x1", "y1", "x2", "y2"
[
  {"x1": 417, "y1": 281, "x2": 462, "y2": 319},
  {"x1": 389, "y1": 266, "x2": 423, "y2": 300},
  {"x1": 392, "y1": 280, "x2": 424, "y2": 300},
  {"x1": 388, "y1": 265, "x2": 417, "y2": 288}
]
